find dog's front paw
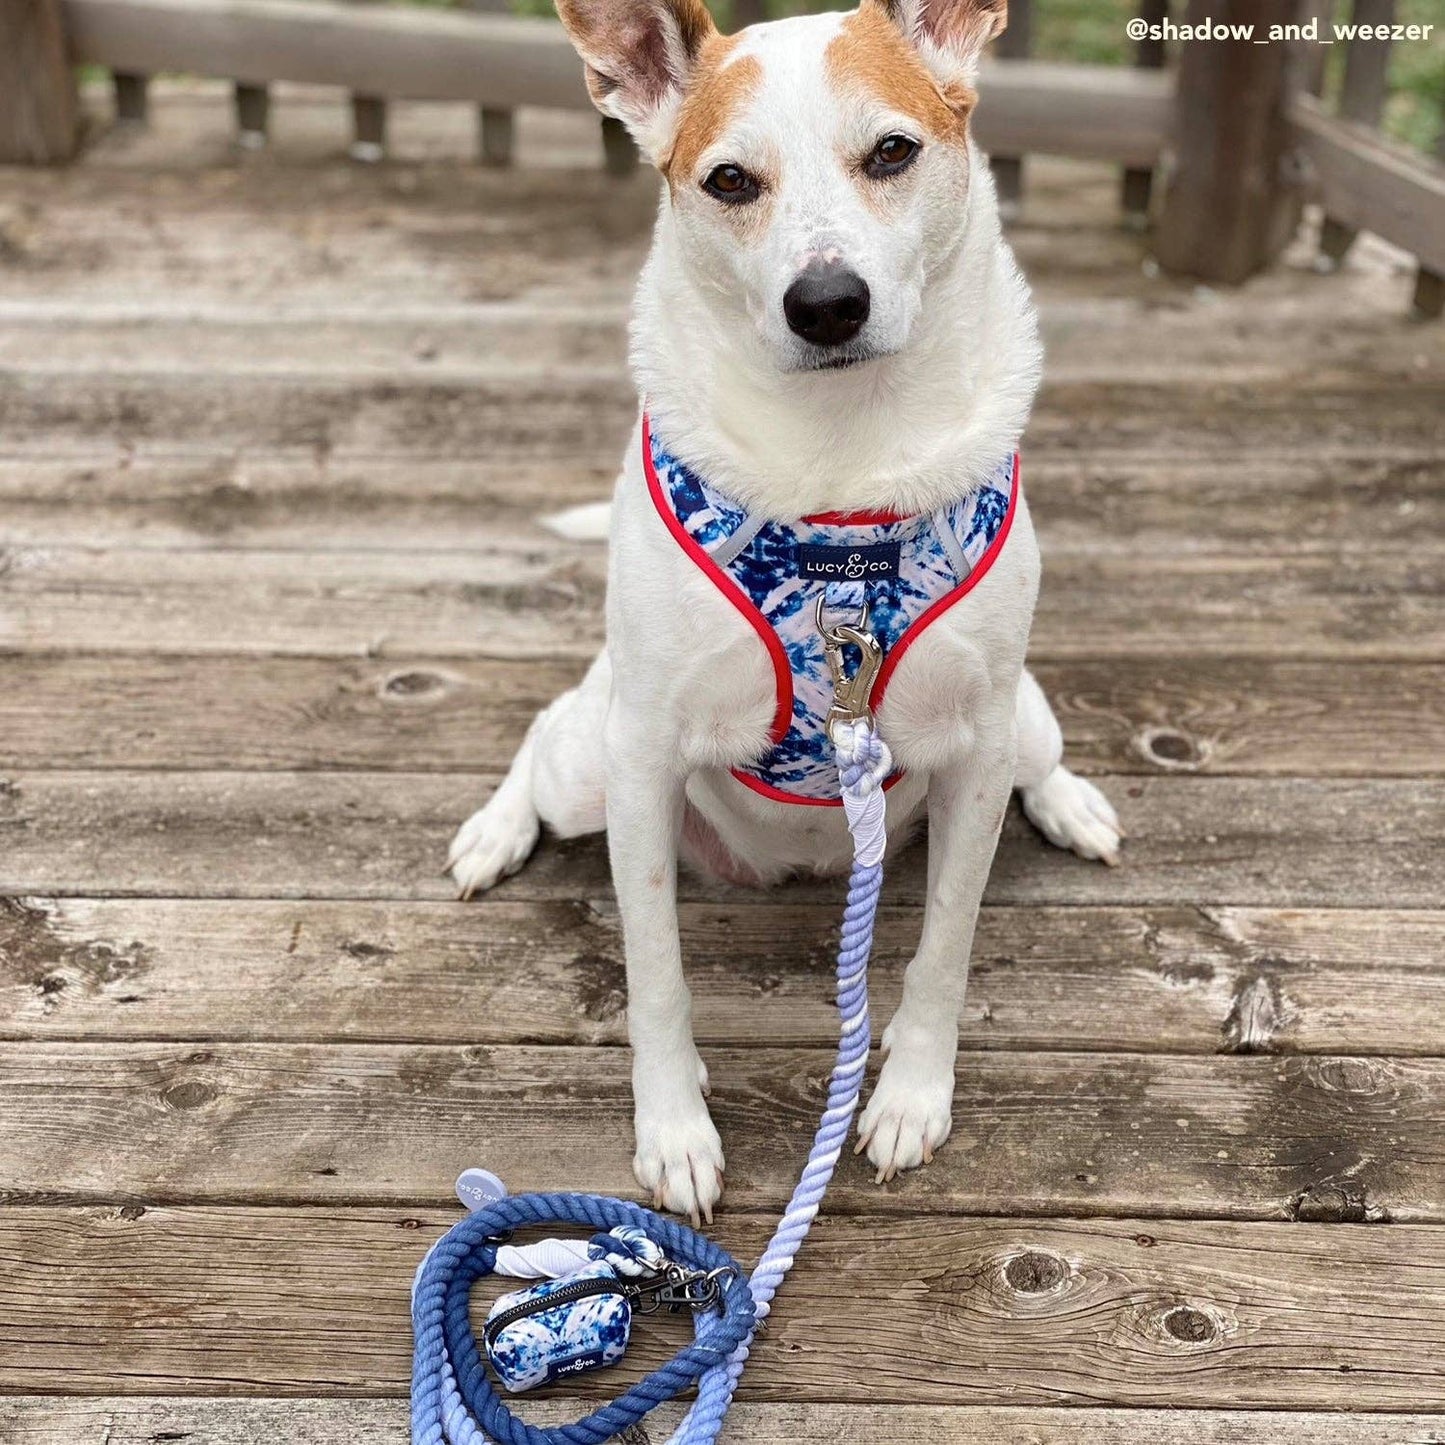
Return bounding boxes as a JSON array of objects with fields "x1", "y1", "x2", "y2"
[
  {"x1": 856, "y1": 1026, "x2": 954, "y2": 1184},
  {"x1": 633, "y1": 1085, "x2": 725, "y2": 1227},
  {"x1": 1021, "y1": 765, "x2": 1123, "y2": 866},
  {"x1": 446, "y1": 789, "x2": 540, "y2": 900}
]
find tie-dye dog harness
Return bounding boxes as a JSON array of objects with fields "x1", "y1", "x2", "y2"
[{"x1": 643, "y1": 415, "x2": 1020, "y2": 805}]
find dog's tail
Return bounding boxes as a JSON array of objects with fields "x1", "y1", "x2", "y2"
[{"x1": 539, "y1": 500, "x2": 612, "y2": 542}]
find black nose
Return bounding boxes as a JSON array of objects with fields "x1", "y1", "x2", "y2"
[{"x1": 783, "y1": 263, "x2": 871, "y2": 347}]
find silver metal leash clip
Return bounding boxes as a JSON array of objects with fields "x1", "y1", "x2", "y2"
[{"x1": 815, "y1": 595, "x2": 884, "y2": 731}]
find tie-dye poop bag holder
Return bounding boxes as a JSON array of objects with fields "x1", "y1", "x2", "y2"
[{"x1": 482, "y1": 1215, "x2": 739, "y2": 1393}]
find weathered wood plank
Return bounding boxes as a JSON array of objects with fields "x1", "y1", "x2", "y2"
[
  {"x1": 0, "y1": 164, "x2": 658, "y2": 311},
  {"x1": 3, "y1": 897, "x2": 1441, "y2": 1057},
  {"x1": 0, "y1": 312, "x2": 632, "y2": 377},
  {"x1": 3, "y1": 548, "x2": 1441, "y2": 659},
  {"x1": 5, "y1": 308, "x2": 1437, "y2": 386},
  {"x1": 65, "y1": 0, "x2": 596, "y2": 111},
  {"x1": 0, "y1": 373, "x2": 1439, "y2": 457},
  {"x1": 1, "y1": 773, "x2": 1440, "y2": 908},
  {"x1": 1, "y1": 1042, "x2": 1441, "y2": 1218},
  {"x1": 2, "y1": 453, "x2": 1438, "y2": 553},
  {"x1": 4, "y1": 1208, "x2": 1445, "y2": 1403},
  {"x1": 1, "y1": 654, "x2": 1440, "y2": 777},
  {"x1": 8, "y1": 1398, "x2": 1445, "y2": 1444}
]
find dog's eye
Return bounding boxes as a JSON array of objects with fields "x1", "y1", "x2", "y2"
[
  {"x1": 865, "y1": 134, "x2": 920, "y2": 177},
  {"x1": 702, "y1": 164, "x2": 761, "y2": 205}
]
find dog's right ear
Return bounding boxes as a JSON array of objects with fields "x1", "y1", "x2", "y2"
[{"x1": 555, "y1": 0, "x2": 718, "y2": 162}]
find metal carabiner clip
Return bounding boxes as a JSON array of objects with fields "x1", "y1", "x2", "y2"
[{"x1": 815, "y1": 595, "x2": 884, "y2": 731}]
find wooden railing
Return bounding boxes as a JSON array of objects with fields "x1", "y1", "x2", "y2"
[
  {"x1": 1291, "y1": 0, "x2": 1445, "y2": 316},
  {"x1": 0, "y1": 0, "x2": 1440, "y2": 314}
]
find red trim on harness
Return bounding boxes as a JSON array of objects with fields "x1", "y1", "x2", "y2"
[
  {"x1": 643, "y1": 415, "x2": 794, "y2": 748},
  {"x1": 873, "y1": 452, "x2": 1020, "y2": 708},
  {"x1": 643, "y1": 417, "x2": 1020, "y2": 807},
  {"x1": 800, "y1": 506, "x2": 912, "y2": 526}
]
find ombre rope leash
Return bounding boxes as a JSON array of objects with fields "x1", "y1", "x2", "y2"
[{"x1": 412, "y1": 623, "x2": 892, "y2": 1445}]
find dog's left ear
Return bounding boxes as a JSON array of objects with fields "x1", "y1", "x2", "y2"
[
  {"x1": 871, "y1": 0, "x2": 1007, "y2": 85},
  {"x1": 554, "y1": 0, "x2": 718, "y2": 162}
]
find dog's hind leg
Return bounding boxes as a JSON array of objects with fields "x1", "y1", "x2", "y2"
[
  {"x1": 1014, "y1": 668, "x2": 1123, "y2": 865},
  {"x1": 447, "y1": 650, "x2": 611, "y2": 898}
]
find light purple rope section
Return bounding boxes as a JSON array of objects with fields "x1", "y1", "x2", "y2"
[{"x1": 669, "y1": 721, "x2": 889, "y2": 1445}]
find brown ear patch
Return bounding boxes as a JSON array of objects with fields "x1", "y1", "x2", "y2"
[
  {"x1": 826, "y1": 3, "x2": 971, "y2": 143},
  {"x1": 664, "y1": 33, "x2": 764, "y2": 183}
]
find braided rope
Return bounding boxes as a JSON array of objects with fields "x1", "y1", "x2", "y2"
[
  {"x1": 668, "y1": 720, "x2": 888, "y2": 1445},
  {"x1": 411, "y1": 722, "x2": 890, "y2": 1445}
]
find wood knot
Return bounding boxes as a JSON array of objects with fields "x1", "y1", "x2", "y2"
[
  {"x1": 381, "y1": 669, "x2": 452, "y2": 700},
  {"x1": 1288, "y1": 1179, "x2": 1379, "y2": 1223},
  {"x1": 1223, "y1": 972, "x2": 1286, "y2": 1054},
  {"x1": 1163, "y1": 1305, "x2": 1216, "y2": 1344},
  {"x1": 117, "y1": 1203, "x2": 146, "y2": 1221},
  {"x1": 160, "y1": 1080, "x2": 218, "y2": 1111},
  {"x1": 1306, "y1": 1056, "x2": 1392, "y2": 1096},
  {"x1": 1134, "y1": 726, "x2": 1209, "y2": 772},
  {"x1": 342, "y1": 939, "x2": 395, "y2": 961},
  {"x1": 1003, "y1": 1250, "x2": 1069, "y2": 1294}
]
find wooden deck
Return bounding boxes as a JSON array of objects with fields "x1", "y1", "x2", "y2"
[{"x1": 3, "y1": 82, "x2": 1445, "y2": 1443}]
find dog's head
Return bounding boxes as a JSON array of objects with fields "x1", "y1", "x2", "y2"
[{"x1": 556, "y1": 0, "x2": 1006, "y2": 374}]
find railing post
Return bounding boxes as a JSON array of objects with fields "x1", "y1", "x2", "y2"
[
  {"x1": 1318, "y1": 0, "x2": 1394, "y2": 266},
  {"x1": 479, "y1": 107, "x2": 515, "y2": 167},
  {"x1": 1155, "y1": 0, "x2": 1303, "y2": 284},
  {"x1": 470, "y1": 0, "x2": 516, "y2": 166},
  {"x1": 988, "y1": 0, "x2": 1031, "y2": 217},
  {"x1": 1298, "y1": 0, "x2": 1335, "y2": 94},
  {"x1": 1412, "y1": 128, "x2": 1445, "y2": 320},
  {"x1": 113, "y1": 72, "x2": 151, "y2": 126},
  {"x1": 0, "y1": 0, "x2": 80, "y2": 163},
  {"x1": 234, "y1": 81, "x2": 271, "y2": 149},
  {"x1": 1120, "y1": 0, "x2": 1167, "y2": 227},
  {"x1": 350, "y1": 93, "x2": 387, "y2": 162}
]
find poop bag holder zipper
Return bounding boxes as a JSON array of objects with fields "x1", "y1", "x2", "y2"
[{"x1": 484, "y1": 1226, "x2": 735, "y2": 1393}]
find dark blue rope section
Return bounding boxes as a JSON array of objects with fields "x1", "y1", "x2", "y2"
[{"x1": 411, "y1": 1192, "x2": 757, "y2": 1445}]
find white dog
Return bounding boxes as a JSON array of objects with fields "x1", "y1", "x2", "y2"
[{"x1": 449, "y1": 0, "x2": 1122, "y2": 1223}]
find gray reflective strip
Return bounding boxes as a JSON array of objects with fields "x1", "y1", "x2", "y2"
[
  {"x1": 707, "y1": 510, "x2": 767, "y2": 567},
  {"x1": 932, "y1": 501, "x2": 974, "y2": 583}
]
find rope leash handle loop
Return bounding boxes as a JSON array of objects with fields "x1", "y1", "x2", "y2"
[{"x1": 411, "y1": 1193, "x2": 756, "y2": 1445}]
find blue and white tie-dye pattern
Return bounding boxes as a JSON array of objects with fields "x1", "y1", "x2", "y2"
[
  {"x1": 485, "y1": 1260, "x2": 633, "y2": 1393},
  {"x1": 483, "y1": 1227, "x2": 673, "y2": 1393},
  {"x1": 647, "y1": 424, "x2": 1019, "y2": 803}
]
